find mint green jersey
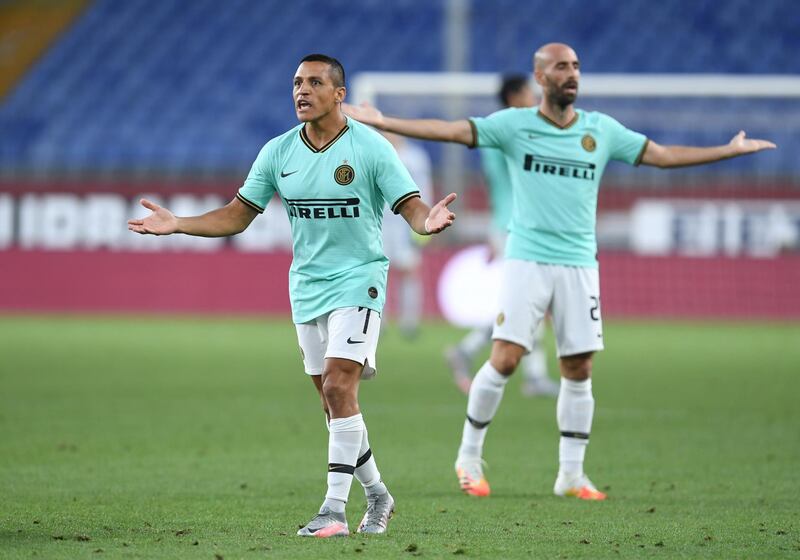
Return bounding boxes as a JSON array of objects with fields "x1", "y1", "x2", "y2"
[
  {"x1": 470, "y1": 108, "x2": 647, "y2": 267},
  {"x1": 237, "y1": 118, "x2": 419, "y2": 323},
  {"x1": 479, "y1": 147, "x2": 513, "y2": 234}
]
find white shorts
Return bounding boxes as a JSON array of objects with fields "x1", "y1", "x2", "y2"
[
  {"x1": 493, "y1": 259, "x2": 604, "y2": 357},
  {"x1": 295, "y1": 306, "x2": 382, "y2": 378}
]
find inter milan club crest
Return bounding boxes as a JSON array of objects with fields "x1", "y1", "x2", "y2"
[
  {"x1": 334, "y1": 162, "x2": 355, "y2": 185},
  {"x1": 581, "y1": 134, "x2": 596, "y2": 152}
]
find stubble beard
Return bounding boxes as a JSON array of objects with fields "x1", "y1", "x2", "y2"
[
  {"x1": 547, "y1": 88, "x2": 576, "y2": 110},
  {"x1": 543, "y1": 76, "x2": 578, "y2": 110}
]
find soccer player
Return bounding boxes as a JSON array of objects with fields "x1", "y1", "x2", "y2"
[
  {"x1": 445, "y1": 74, "x2": 559, "y2": 398},
  {"x1": 128, "y1": 54, "x2": 457, "y2": 536},
  {"x1": 381, "y1": 133, "x2": 433, "y2": 338},
  {"x1": 344, "y1": 43, "x2": 775, "y2": 500}
]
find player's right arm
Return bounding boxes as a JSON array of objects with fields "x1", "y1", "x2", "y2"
[
  {"x1": 128, "y1": 197, "x2": 258, "y2": 237},
  {"x1": 344, "y1": 102, "x2": 475, "y2": 146}
]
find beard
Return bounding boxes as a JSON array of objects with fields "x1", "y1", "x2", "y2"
[{"x1": 546, "y1": 82, "x2": 578, "y2": 109}]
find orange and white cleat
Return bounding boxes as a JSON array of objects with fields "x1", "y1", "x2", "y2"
[
  {"x1": 455, "y1": 458, "x2": 491, "y2": 497},
  {"x1": 553, "y1": 473, "x2": 607, "y2": 501}
]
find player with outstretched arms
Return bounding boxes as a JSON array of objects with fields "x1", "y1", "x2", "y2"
[
  {"x1": 129, "y1": 54, "x2": 456, "y2": 536},
  {"x1": 445, "y1": 74, "x2": 559, "y2": 399},
  {"x1": 344, "y1": 43, "x2": 775, "y2": 500}
]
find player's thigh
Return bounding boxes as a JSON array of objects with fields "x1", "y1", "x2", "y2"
[
  {"x1": 324, "y1": 306, "x2": 381, "y2": 374},
  {"x1": 492, "y1": 259, "x2": 551, "y2": 352},
  {"x1": 550, "y1": 265, "x2": 604, "y2": 357},
  {"x1": 295, "y1": 314, "x2": 329, "y2": 376}
]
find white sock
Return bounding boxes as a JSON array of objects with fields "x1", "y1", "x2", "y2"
[
  {"x1": 556, "y1": 378, "x2": 594, "y2": 477},
  {"x1": 353, "y1": 423, "x2": 387, "y2": 496},
  {"x1": 322, "y1": 414, "x2": 364, "y2": 513},
  {"x1": 458, "y1": 362, "x2": 510, "y2": 459},
  {"x1": 398, "y1": 275, "x2": 421, "y2": 332},
  {"x1": 459, "y1": 325, "x2": 494, "y2": 359}
]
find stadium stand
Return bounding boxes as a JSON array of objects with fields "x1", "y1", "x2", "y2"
[
  {"x1": 470, "y1": 0, "x2": 799, "y2": 74},
  {"x1": 0, "y1": 0, "x2": 798, "y2": 178},
  {"x1": 0, "y1": 0, "x2": 442, "y2": 176}
]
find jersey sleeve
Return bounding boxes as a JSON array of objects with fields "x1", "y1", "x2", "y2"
[
  {"x1": 603, "y1": 114, "x2": 649, "y2": 166},
  {"x1": 372, "y1": 136, "x2": 420, "y2": 214},
  {"x1": 237, "y1": 141, "x2": 278, "y2": 213},
  {"x1": 469, "y1": 108, "x2": 515, "y2": 151}
]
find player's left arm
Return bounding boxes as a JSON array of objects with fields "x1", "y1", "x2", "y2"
[
  {"x1": 641, "y1": 131, "x2": 776, "y2": 168},
  {"x1": 398, "y1": 193, "x2": 457, "y2": 235}
]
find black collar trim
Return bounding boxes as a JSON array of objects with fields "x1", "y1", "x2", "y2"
[{"x1": 300, "y1": 122, "x2": 350, "y2": 153}]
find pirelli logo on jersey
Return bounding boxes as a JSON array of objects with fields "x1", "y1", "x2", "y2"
[
  {"x1": 286, "y1": 197, "x2": 360, "y2": 219},
  {"x1": 523, "y1": 154, "x2": 596, "y2": 181}
]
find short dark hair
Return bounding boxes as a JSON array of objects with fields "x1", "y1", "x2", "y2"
[
  {"x1": 498, "y1": 74, "x2": 529, "y2": 107},
  {"x1": 299, "y1": 54, "x2": 346, "y2": 88}
]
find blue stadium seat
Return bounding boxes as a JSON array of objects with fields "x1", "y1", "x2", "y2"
[{"x1": 0, "y1": 0, "x2": 796, "y2": 178}]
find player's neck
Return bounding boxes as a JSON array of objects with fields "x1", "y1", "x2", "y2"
[
  {"x1": 538, "y1": 102, "x2": 576, "y2": 128},
  {"x1": 304, "y1": 109, "x2": 348, "y2": 148}
]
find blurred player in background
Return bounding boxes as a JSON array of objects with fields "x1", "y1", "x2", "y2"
[
  {"x1": 382, "y1": 133, "x2": 433, "y2": 338},
  {"x1": 129, "y1": 54, "x2": 457, "y2": 537},
  {"x1": 445, "y1": 75, "x2": 559, "y2": 398},
  {"x1": 344, "y1": 42, "x2": 775, "y2": 501}
]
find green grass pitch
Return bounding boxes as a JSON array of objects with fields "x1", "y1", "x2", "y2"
[{"x1": 1, "y1": 316, "x2": 798, "y2": 559}]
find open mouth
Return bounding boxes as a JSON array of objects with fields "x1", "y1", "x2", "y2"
[
  {"x1": 563, "y1": 82, "x2": 578, "y2": 93},
  {"x1": 297, "y1": 100, "x2": 312, "y2": 110}
]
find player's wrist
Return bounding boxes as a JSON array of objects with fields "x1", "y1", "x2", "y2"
[{"x1": 173, "y1": 217, "x2": 186, "y2": 235}]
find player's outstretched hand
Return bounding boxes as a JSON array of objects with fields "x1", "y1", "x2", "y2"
[
  {"x1": 128, "y1": 198, "x2": 178, "y2": 235},
  {"x1": 425, "y1": 193, "x2": 457, "y2": 234},
  {"x1": 342, "y1": 102, "x2": 385, "y2": 128},
  {"x1": 729, "y1": 130, "x2": 776, "y2": 154}
]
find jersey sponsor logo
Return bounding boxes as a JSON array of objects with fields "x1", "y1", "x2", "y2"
[
  {"x1": 285, "y1": 197, "x2": 360, "y2": 219},
  {"x1": 334, "y1": 164, "x2": 355, "y2": 185},
  {"x1": 523, "y1": 154, "x2": 596, "y2": 181},
  {"x1": 281, "y1": 169, "x2": 300, "y2": 178},
  {"x1": 581, "y1": 134, "x2": 596, "y2": 152}
]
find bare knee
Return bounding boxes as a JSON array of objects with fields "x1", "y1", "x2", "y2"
[
  {"x1": 489, "y1": 340, "x2": 526, "y2": 376},
  {"x1": 321, "y1": 371, "x2": 348, "y2": 405},
  {"x1": 559, "y1": 352, "x2": 593, "y2": 381}
]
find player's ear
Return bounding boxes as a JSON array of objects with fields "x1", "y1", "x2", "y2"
[
  {"x1": 533, "y1": 69, "x2": 545, "y2": 87},
  {"x1": 335, "y1": 86, "x2": 347, "y2": 104}
]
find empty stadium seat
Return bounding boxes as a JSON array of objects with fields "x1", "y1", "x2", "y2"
[{"x1": 0, "y1": 0, "x2": 796, "y2": 178}]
